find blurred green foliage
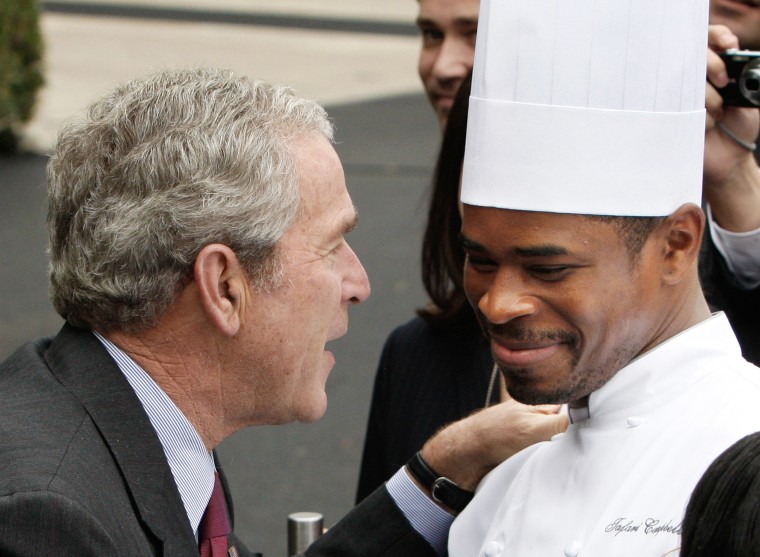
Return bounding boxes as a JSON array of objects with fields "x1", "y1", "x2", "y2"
[{"x1": 0, "y1": 0, "x2": 44, "y2": 152}]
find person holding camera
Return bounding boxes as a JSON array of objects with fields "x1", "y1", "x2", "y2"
[{"x1": 703, "y1": 22, "x2": 760, "y2": 365}]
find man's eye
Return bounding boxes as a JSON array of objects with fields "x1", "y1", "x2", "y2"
[
  {"x1": 465, "y1": 254, "x2": 496, "y2": 272},
  {"x1": 420, "y1": 27, "x2": 444, "y2": 45},
  {"x1": 530, "y1": 266, "x2": 571, "y2": 280},
  {"x1": 327, "y1": 240, "x2": 346, "y2": 257}
]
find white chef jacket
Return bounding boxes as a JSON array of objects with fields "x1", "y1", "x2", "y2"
[{"x1": 450, "y1": 313, "x2": 760, "y2": 557}]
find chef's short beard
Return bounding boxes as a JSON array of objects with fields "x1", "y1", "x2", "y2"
[
  {"x1": 506, "y1": 375, "x2": 584, "y2": 405},
  {"x1": 502, "y1": 342, "x2": 639, "y2": 406}
]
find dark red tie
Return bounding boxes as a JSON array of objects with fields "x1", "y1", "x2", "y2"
[{"x1": 199, "y1": 472, "x2": 231, "y2": 557}]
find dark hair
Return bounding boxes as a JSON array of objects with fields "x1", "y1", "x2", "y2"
[
  {"x1": 589, "y1": 215, "x2": 665, "y2": 261},
  {"x1": 418, "y1": 72, "x2": 473, "y2": 328},
  {"x1": 681, "y1": 431, "x2": 760, "y2": 557}
]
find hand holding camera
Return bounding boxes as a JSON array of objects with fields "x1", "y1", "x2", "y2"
[
  {"x1": 704, "y1": 25, "x2": 760, "y2": 190},
  {"x1": 717, "y1": 49, "x2": 760, "y2": 107}
]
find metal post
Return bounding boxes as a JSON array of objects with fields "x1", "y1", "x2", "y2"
[{"x1": 287, "y1": 512, "x2": 324, "y2": 556}]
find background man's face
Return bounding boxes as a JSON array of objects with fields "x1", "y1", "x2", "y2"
[
  {"x1": 416, "y1": 0, "x2": 479, "y2": 129},
  {"x1": 710, "y1": 0, "x2": 760, "y2": 49},
  {"x1": 232, "y1": 135, "x2": 370, "y2": 426},
  {"x1": 461, "y1": 207, "x2": 663, "y2": 405}
]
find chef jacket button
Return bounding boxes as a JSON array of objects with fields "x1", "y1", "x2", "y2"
[
  {"x1": 551, "y1": 432, "x2": 565, "y2": 442},
  {"x1": 484, "y1": 540, "x2": 503, "y2": 557},
  {"x1": 564, "y1": 540, "x2": 582, "y2": 557},
  {"x1": 626, "y1": 416, "x2": 646, "y2": 428}
]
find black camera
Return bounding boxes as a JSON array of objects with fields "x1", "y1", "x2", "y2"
[{"x1": 718, "y1": 49, "x2": 760, "y2": 107}]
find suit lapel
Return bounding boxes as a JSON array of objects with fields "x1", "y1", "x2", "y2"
[{"x1": 44, "y1": 323, "x2": 199, "y2": 556}]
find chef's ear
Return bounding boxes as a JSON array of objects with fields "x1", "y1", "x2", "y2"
[{"x1": 659, "y1": 203, "x2": 704, "y2": 285}]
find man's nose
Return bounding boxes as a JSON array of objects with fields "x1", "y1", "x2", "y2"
[
  {"x1": 344, "y1": 245, "x2": 370, "y2": 304},
  {"x1": 432, "y1": 36, "x2": 472, "y2": 81},
  {"x1": 478, "y1": 275, "x2": 537, "y2": 324}
]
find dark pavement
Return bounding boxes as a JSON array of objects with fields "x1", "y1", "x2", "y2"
[{"x1": 0, "y1": 91, "x2": 439, "y2": 556}]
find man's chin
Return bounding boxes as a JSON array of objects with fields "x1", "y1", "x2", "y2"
[
  {"x1": 293, "y1": 389, "x2": 329, "y2": 424},
  {"x1": 508, "y1": 387, "x2": 565, "y2": 406},
  {"x1": 505, "y1": 375, "x2": 579, "y2": 406}
]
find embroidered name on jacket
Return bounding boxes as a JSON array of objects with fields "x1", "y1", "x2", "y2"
[{"x1": 604, "y1": 517, "x2": 683, "y2": 537}]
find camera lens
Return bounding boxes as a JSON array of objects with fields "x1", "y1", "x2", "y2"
[{"x1": 740, "y1": 60, "x2": 760, "y2": 106}]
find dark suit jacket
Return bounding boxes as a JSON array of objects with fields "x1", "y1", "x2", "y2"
[
  {"x1": 0, "y1": 324, "x2": 430, "y2": 557},
  {"x1": 305, "y1": 487, "x2": 435, "y2": 557},
  {"x1": 356, "y1": 315, "x2": 494, "y2": 502},
  {"x1": 704, "y1": 147, "x2": 760, "y2": 366},
  {"x1": 701, "y1": 228, "x2": 760, "y2": 365},
  {"x1": 0, "y1": 323, "x2": 216, "y2": 555}
]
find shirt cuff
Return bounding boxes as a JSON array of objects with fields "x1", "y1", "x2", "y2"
[
  {"x1": 707, "y1": 204, "x2": 760, "y2": 289},
  {"x1": 386, "y1": 467, "x2": 454, "y2": 556}
]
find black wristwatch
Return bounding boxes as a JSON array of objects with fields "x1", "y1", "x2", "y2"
[{"x1": 406, "y1": 451, "x2": 474, "y2": 513}]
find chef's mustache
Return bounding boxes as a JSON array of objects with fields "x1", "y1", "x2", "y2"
[{"x1": 485, "y1": 322, "x2": 579, "y2": 349}]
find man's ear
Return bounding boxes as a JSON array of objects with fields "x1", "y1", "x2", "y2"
[
  {"x1": 194, "y1": 244, "x2": 245, "y2": 337},
  {"x1": 660, "y1": 203, "x2": 705, "y2": 285}
]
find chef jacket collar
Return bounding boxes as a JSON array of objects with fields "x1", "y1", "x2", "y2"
[{"x1": 567, "y1": 313, "x2": 739, "y2": 424}]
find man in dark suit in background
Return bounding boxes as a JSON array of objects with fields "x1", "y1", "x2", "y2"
[
  {"x1": 0, "y1": 67, "x2": 565, "y2": 556},
  {"x1": 702, "y1": 9, "x2": 760, "y2": 364}
]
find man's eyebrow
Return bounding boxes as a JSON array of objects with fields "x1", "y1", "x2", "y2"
[
  {"x1": 514, "y1": 245, "x2": 569, "y2": 257},
  {"x1": 415, "y1": 16, "x2": 436, "y2": 28},
  {"x1": 416, "y1": 16, "x2": 478, "y2": 28},
  {"x1": 460, "y1": 234, "x2": 569, "y2": 257},
  {"x1": 459, "y1": 233, "x2": 485, "y2": 252},
  {"x1": 454, "y1": 17, "x2": 479, "y2": 27},
  {"x1": 342, "y1": 209, "x2": 359, "y2": 235}
]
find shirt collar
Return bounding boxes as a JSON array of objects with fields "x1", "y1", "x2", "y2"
[
  {"x1": 568, "y1": 313, "x2": 741, "y2": 423},
  {"x1": 94, "y1": 332, "x2": 216, "y2": 536}
]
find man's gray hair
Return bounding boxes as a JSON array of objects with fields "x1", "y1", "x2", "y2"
[{"x1": 47, "y1": 67, "x2": 334, "y2": 333}]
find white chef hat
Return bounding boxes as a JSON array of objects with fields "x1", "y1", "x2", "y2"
[{"x1": 461, "y1": 0, "x2": 709, "y2": 216}]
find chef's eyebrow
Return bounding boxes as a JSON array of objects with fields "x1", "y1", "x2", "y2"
[
  {"x1": 459, "y1": 233, "x2": 485, "y2": 252},
  {"x1": 460, "y1": 233, "x2": 570, "y2": 257}
]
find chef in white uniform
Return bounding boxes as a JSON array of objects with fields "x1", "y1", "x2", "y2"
[{"x1": 447, "y1": 0, "x2": 760, "y2": 556}]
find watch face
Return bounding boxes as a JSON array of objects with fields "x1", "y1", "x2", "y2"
[
  {"x1": 407, "y1": 452, "x2": 473, "y2": 512},
  {"x1": 431, "y1": 477, "x2": 453, "y2": 500},
  {"x1": 431, "y1": 477, "x2": 473, "y2": 512}
]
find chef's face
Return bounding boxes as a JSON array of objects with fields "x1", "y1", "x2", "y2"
[{"x1": 462, "y1": 207, "x2": 663, "y2": 405}]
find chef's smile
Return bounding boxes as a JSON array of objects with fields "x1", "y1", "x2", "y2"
[
  {"x1": 490, "y1": 338, "x2": 564, "y2": 368},
  {"x1": 488, "y1": 325, "x2": 580, "y2": 370}
]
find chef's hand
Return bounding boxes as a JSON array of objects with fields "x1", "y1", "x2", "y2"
[
  {"x1": 419, "y1": 380, "x2": 568, "y2": 492},
  {"x1": 704, "y1": 24, "x2": 760, "y2": 233}
]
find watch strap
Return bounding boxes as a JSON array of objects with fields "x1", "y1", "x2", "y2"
[{"x1": 406, "y1": 451, "x2": 474, "y2": 513}]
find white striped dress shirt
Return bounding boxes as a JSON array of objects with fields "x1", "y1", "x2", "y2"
[
  {"x1": 94, "y1": 332, "x2": 216, "y2": 538},
  {"x1": 386, "y1": 468, "x2": 454, "y2": 555}
]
